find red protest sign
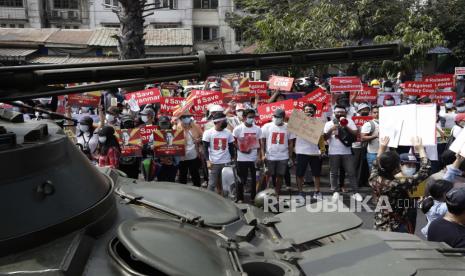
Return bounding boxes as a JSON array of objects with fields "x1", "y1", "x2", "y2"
[
  {"x1": 352, "y1": 116, "x2": 373, "y2": 128},
  {"x1": 293, "y1": 100, "x2": 323, "y2": 117},
  {"x1": 456, "y1": 67, "x2": 465, "y2": 76},
  {"x1": 351, "y1": 87, "x2": 378, "y2": 103},
  {"x1": 403, "y1": 81, "x2": 436, "y2": 93},
  {"x1": 153, "y1": 128, "x2": 185, "y2": 156},
  {"x1": 139, "y1": 125, "x2": 157, "y2": 144},
  {"x1": 190, "y1": 90, "x2": 216, "y2": 97},
  {"x1": 257, "y1": 99, "x2": 294, "y2": 122},
  {"x1": 268, "y1": 76, "x2": 294, "y2": 92},
  {"x1": 68, "y1": 93, "x2": 100, "y2": 107},
  {"x1": 302, "y1": 87, "x2": 331, "y2": 112},
  {"x1": 191, "y1": 91, "x2": 224, "y2": 114},
  {"x1": 430, "y1": 92, "x2": 456, "y2": 103},
  {"x1": 160, "y1": 97, "x2": 184, "y2": 114},
  {"x1": 115, "y1": 128, "x2": 142, "y2": 157},
  {"x1": 423, "y1": 74, "x2": 455, "y2": 89},
  {"x1": 124, "y1": 88, "x2": 162, "y2": 106},
  {"x1": 330, "y1": 77, "x2": 362, "y2": 92},
  {"x1": 249, "y1": 81, "x2": 269, "y2": 98}
]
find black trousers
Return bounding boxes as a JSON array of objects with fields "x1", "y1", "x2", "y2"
[
  {"x1": 178, "y1": 158, "x2": 201, "y2": 187},
  {"x1": 353, "y1": 147, "x2": 369, "y2": 187},
  {"x1": 237, "y1": 161, "x2": 257, "y2": 201},
  {"x1": 157, "y1": 164, "x2": 178, "y2": 182}
]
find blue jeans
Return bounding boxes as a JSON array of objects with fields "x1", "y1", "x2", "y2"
[{"x1": 366, "y1": 152, "x2": 377, "y2": 172}]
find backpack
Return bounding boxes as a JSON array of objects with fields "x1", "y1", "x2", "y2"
[{"x1": 361, "y1": 120, "x2": 376, "y2": 148}]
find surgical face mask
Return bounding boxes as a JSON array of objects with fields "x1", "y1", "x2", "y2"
[
  {"x1": 12, "y1": 107, "x2": 21, "y2": 112},
  {"x1": 236, "y1": 111, "x2": 243, "y2": 118},
  {"x1": 181, "y1": 117, "x2": 192, "y2": 125},
  {"x1": 98, "y1": 136, "x2": 107, "y2": 144},
  {"x1": 71, "y1": 107, "x2": 79, "y2": 113},
  {"x1": 457, "y1": 106, "x2": 465, "y2": 113},
  {"x1": 385, "y1": 100, "x2": 394, "y2": 106},
  {"x1": 106, "y1": 114, "x2": 115, "y2": 122},
  {"x1": 81, "y1": 107, "x2": 89, "y2": 113},
  {"x1": 445, "y1": 103, "x2": 454, "y2": 109},
  {"x1": 79, "y1": 125, "x2": 89, "y2": 133},
  {"x1": 273, "y1": 117, "x2": 283, "y2": 125},
  {"x1": 141, "y1": 115, "x2": 149, "y2": 123},
  {"x1": 246, "y1": 117, "x2": 254, "y2": 125},
  {"x1": 401, "y1": 166, "x2": 416, "y2": 177}
]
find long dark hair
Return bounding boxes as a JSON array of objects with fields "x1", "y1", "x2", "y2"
[
  {"x1": 378, "y1": 151, "x2": 400, "y2": 180},
  {"x1": 421, "y1": 180, "x2": 453, "y2": 214},
  {"x1": 98, "y1": 126, "x2": 121, "y2": 155}
]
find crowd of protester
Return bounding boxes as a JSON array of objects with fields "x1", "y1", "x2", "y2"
[{"x1": 6, "y1": 74, "x2": 465, "y2": 249}]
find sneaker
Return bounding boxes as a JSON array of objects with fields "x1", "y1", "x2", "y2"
[
  {"x1": 313, "y1": 192, "x2": 323, "y2": 201},
  {"x1": 332, "y1": 192, "x2": 340, "y2": 200},
  {"x1": 201, "y1": 181, "x2": 208, "y2": 188},
  {"x1": 351, "y1": 193, "x2": 363, "y2": 202}
]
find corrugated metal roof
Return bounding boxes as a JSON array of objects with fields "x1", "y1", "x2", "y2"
[
  {"x1": 46, "y1": 29, "x2": 93, "y2": 46},
  {"x1": 29, "y1": 56, "x2": 117, "y2": 64},
  {"x1": 0, "y1": 28, "x2": 57, "y2": 44},
  {"x1": 88, "y1": 28, "x2": 192, "y2": 47},
  {"x1": 0, "y1": 48, "x2": 37, "y2": 58}
]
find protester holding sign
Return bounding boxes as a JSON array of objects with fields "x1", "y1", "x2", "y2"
[
  {"x1": 261, "y1": 109, "x2": 294, "y2": 196},
  {"x1": 233, "y1": 109, "x2": 262, "y2": 202},
  {"x1": 203, "y1": 113, "x2": 235, "y2": 195},
  {"x1": 323, "y1": 105, "x2": 362, "y2": 202},
  {"x1": 97, "y1": 126, "x2": 121, "y2": 169}
]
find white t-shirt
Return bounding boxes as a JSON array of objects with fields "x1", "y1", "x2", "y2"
[
  {"x1": 295, "y1": 137, "x2": 320, "y2": 155},
  {"x1": 202, "y1": 128, "x2": 234, "y2": 164},
  {"x1": 232, "y1": 123, "x2": 262, "y2": 162},
  {"x1": 361, "y1": 120, "x2": 379, "y2": 154},
  {"x1": 324, "y1": 119, "x2": 357, "y2": 155},
  {"x1": 261, "y1": 122, "x2": 293, "y2": 161},
  {"x1": 452, "y1": 125, "x2": 462, "y2": 138},
  {"x1": 76, "y1": 131, "x2": 98, "y2": 155}
]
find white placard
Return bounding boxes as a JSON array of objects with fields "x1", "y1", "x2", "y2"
[{"x1": 449, "y1": 129, "x2": 465, "y2": 156}]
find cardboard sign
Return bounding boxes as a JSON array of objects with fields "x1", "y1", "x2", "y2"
[
  {"x1": 115, "y1": 128, "x2": 142, "y2": 157},
  {"x1": 352, "y1": 116, "x2": 373, "y2": 127},
  {"x1": 423, "y1": 74, "x2": 455, "y2": 89},
  {"x1": 379, "y1": 104, "x2": 436, "y2": 147},
  {"x1": 257, "y1": 99, "x2": 294, "y2": 122},
  {"x1": 403, "y1": 81, "x2": 436, "y2": 93},
  {"x1": 221, "y1": 77, "x2": 250, "y2": 94},
  {"x1": 68, "y1": 93, "x2": 100, "y2": 107},
  {"x1": 351, "y1": 87, "x2": 378, "y2": 103},
  {"x1": 160, "y1": 97, "x2": 184, "y2": 114},
  {"x1": 301, "y1": 87, "x2": 331, "y2": 112},
  {"x1": 268, "y1": 76, "x2": 294, "y2": 92},
  {"x1": 456, "y1": 67, "x2": 465, "y2": 76},
  {"x1": 139, "y1": 125, "x2": 157, "y2": 144},
  {"x1": 191, "y1": 92, "x2": 224, "y2": 114},
  {"x1": 287, "y1": 109, "x2": 325, "y2": 144},
  {"x1": 124, "y1": 88, "x2": 162, "y2": 106},
  {"x1": 330, "y1": 77, "x2": 362, "y2": 92},
  {"x1": 153, "y1": 128, "x2": 185, "y2": 156},
  {"x1": 249, "y1": 81, "x2": 268, "y2": 98}
]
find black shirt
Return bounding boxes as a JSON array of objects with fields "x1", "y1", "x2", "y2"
[{"x1": 428, "y1": 217, "x2": 465, "y2": 248}]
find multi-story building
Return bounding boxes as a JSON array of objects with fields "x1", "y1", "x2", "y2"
[{"x1": 0, "y1": 0, "x2": 243, "y2": 53}]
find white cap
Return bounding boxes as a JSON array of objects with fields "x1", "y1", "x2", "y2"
[
  {"x1": 208, "y1": 104, "x2": 224, "y2": 113},
  {"x1": 357, "y1": 102, "x2": 370, "y2": 112}
]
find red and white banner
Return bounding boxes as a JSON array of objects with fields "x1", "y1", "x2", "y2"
[
  {"x1": 115, "y1": 128, "x2": 142, "y2": 157},
  {"x1": 351, "y1": 87, "x2": 378, "y2": 103},
  {"x1": 249, "y1": 81, "x2": 269, "y2": 98},
  {"x1": 160, "y1": 97, "x2": 184, "y2": 114},
  {"x1": 68, "y1": 93, "x2": 101, "y2": 107},
  {"x1": 191, "y1": 91, "x2": 224, "y2": 114},
  {"x1": 268, "y1": 76, "x2": 294, "y2": 92},
  {"x1": 352, "y1": 116, "x2": 373, "y2": 128},
  {"x1": 124, "y1": 88, "x2": 162, "y2": 106},
  {"x1": 403, "y1": 81, "x2": 436, "y2": 93},
  {"x1": 330, "y1": 77, "x2": 362, "y2": 92},
  {"x1": 423, "y1": 74, "x2": 454, "y2": 89},
  {"x1": 190, "y1": 90, "x2": 216, "y2": 97},
  {"x1": 301, "y1": 87, "x2": 331, "y2": 112},
  {"x1": 455, "y1": 67, "x2": 465, "y2": 76},
  {"x1": 221, "y1": 77, "x2": 250, "y2": 94},
  {"x1": 139, "y1": 125, "x2": 157, "y2": 144},
  {"x1": 430, "y1": 92, "x2": 457, "y2": 103},
  {"x1": 153, "y1": 128, "x2": 185, "y2": 156},
  {"x1": 257, "y1": 99, "x2": 294, "y2": 122}
]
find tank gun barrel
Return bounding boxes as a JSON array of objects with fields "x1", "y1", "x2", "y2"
[{"x1": 0, "y1": 43, "x2": 406, "y2": 101}]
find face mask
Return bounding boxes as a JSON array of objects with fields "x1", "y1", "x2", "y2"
[
  {"x1": 81, "y1": 107, "x2": 89, "y2": 113},
  {"x1": 71, "y1": 107, "x2": 79, "y2": 113},
  {"x1": 385, "y1": 100, "x2": 394, "y2": 106},
  {"x1": 181, "y1": 117, "x2": 192, "y2": 125},
  {"x1": 445, "y1": 103, "x2": 454, "y2": 109},
  {"x1": 457, "y1": 106, "x2": 465, "y2": 113},
  {"x1": 220, "y1": 120, "x2": 228, "y2": 129},
  {"x1": 273, "y1": 117, "x2": 283, "y2": 125},
  {"x1": 141, "y1": 115, "x2": 149, "y2": 123},
  {"x1": 236, "y1": 111, "x2": 243, "y2": 118},
  {"x1": 79, "y1": 125, "x2": 89, "y2": 133},
  {"x1": 98, "y1": 136, "x2": 107, "y2": 144},
  {"x1": 246, "y1": 117, "x2": 254, "y2": 125},
  {"x1": 360, "y1": 112, "x2": 369, "y2": 116},
  {"x1": 106, "y1": 114, "x2": 115, "y2": 122},
  {"x1": 401, "y1": 166, "x2": 416, "y2": 177},
  {"x1": 122, "y1": 109, "x2": 130, "y2": 115}
]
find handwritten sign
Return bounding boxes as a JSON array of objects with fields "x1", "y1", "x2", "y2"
[
  {"x1": 287, "y1": 109, "x2": 325, "y2": 144},
  {"x1": 330, "y1": 77, "x2": 362, "y2": 92},
  {"x1": 268, "y1": 76, "x2": 294, "y2": 92},
  {"x1": 124, "y1": 88, "x2": 162, "y2": 106}
]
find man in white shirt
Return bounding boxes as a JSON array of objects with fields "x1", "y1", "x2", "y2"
[
  {"x1": 361, "y1": 105, "x2": 380, "y2": 171},
  {"x1": 233, "y1": 109, "x2": 262, "y2": 202},
  {"x1": 261, "y1": 109, "x2": 294, "y2": 196},
  {"x1": 203, "y1": 112, "x2": 235, "y2": 195},
  {"x1": 323, "y1": 105, "x2": 362, "y2": 201}
]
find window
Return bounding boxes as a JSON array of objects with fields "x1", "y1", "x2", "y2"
[
  {"x1": 159, "y1": 0, "x2": 177, "y2": 9},
  {"x1": 73, "y1": 26, "x2": 79, "y2": 29},
  {"x1": 104, "y1": 0, "x2": 118, "y2": 7},
  {"x1": 53, "y1": 0, "x2": 78, "y2": 9},
  {"x1": 9, "y1": 24, "x2": 15, "y2": 27},
  {"x1": 234, "y1": 28, "x2": 243, "y2": 43},
  {"x1": 18, "y1": 24, "x2": 24, "y2": 28},
  {"x1": 0, "y1": 24, "x2": 6, "y2": 27},
  {"x1": 194, "y1": 26, "x2": 218, "y2": 41},
  {"x1": 0, "y1": 0, "x2": 23, "y2": 7},
  {"x1": 101, "y1": 23, "x2": 120, "y2": 28},
  {"x1": 151, "y1": 22, "x2": 181, "y2": 29},
  {"x1": 193, "y1": 0, "x2": 218, "y2": 9}
]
